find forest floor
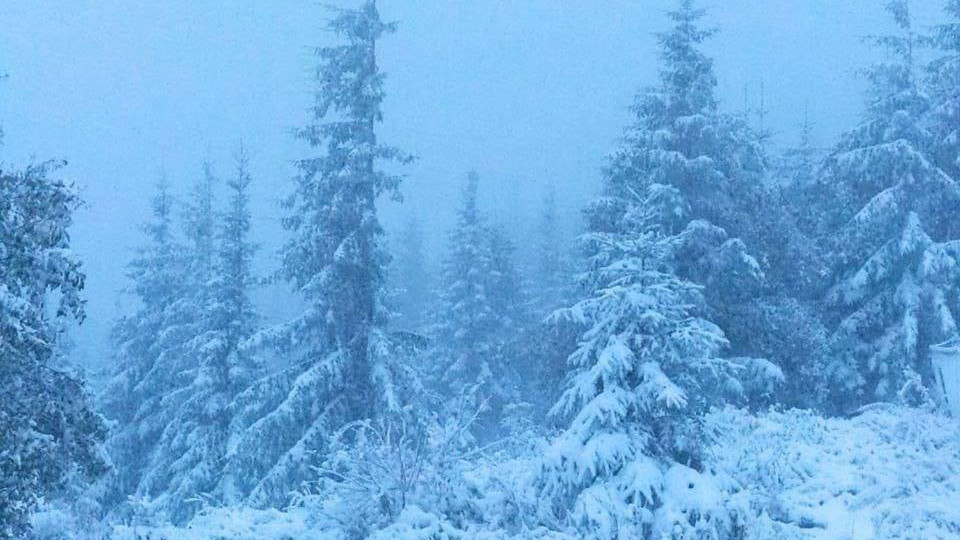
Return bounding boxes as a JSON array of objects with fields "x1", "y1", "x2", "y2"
[{"x1": 38, "y1": 405, "x2": 960, "y2": 540}]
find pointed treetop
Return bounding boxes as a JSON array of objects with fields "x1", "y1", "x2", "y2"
[
  {"x1": 656, "y1": 0, "x2": 718, "y2": 116},
  {"x1": 325, "y1": 0, "x2": 395, "y2": 43},
  {"x1": 866, "y1": 0, "x2": 917, "y2": 65}
]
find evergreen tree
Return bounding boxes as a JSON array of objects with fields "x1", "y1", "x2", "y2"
[
  {"x1": 540, "y1": 185, "x2": 759, "y2": 539},
  {"x1": 433, "y1": 172, "x2": 528, "y2": 435},
  {"x1": 221, "y1": 1, "x2": 419, "y2": 506},
  {"x1": 131, "y1": 154, "x2": 260, "y2": 523},
  {"x1": 927, "y1": 0, "x2": 960, "y2": 180},
  {"x1": 822, "y1": 0, "x2": 960, "y2": 407},
  {"x1": 538, "y1": 4, "x2": 780, "y2": 536},
  {"x1": 129, "y1": 164, "x2": 218, "y2": 521},
  {"x1": 0, "y1": 159, "x2": 106, "y2": 538},
  {"x1": 101, "y1": 178, "x2": 189, "y2": 513},
  {"x1": 216, "y1": 147, "x2": 261, "y2": 402},
  {"x1": 599, "y1": 0, "x2": 765, "y2": 345},
  {"x1": 280, "y1": 0, "x2": 408, "y2": 422}
]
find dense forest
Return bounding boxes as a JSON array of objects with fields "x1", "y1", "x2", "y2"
[{"x1": 3, "y1": 0, "x2": 960, "y2": 538}]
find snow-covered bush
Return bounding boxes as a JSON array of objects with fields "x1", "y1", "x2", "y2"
[
  {"x1": 710, "y1": 405, "x2": 960, "y2": 539},
  {"x1": 300, "y1": 395, "x2": 506, "y2": 538}
]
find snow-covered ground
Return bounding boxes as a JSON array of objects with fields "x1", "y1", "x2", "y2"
[
  {"x1": 37, "y1": 405, "x2": 956, "y2": 540},
  {"x1": 712, "y1": 405, "x2": 960, "y2": 540}
]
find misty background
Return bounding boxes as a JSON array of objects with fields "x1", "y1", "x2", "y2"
[{"x1": 0, "y1": 0, "x2": 944, "y2": 373}]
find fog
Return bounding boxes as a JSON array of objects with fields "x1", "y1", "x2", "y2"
[{"x1": 0, "y1": 0, "x2": 943, "y2": 370}]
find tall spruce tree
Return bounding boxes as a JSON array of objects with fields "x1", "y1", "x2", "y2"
[
  {"x1": 129, "y1": 155, "x2": 260, "y2": 523},
  {"x1": 279, "y1": 0, "x2": 408, "y2": 422},
  {"x1": 599, "y1": 0, "x2": 765, "y2": 343},
  {"x1": 822, "y1": 0, "x2": 960, "y2": 407},
  {"x1": 539, "y1": 3, "x2": 779, "y2": 536},
  {"x1": 221, "y1": 1, "x2": 418, "y2": 506},
  {"x1": 101, "y1": 178, "x2": 189, "y2": 514},
  {"x1": 433, "y1": 172, "x2": 529, "y2": 434},
  {"x1": 0, "y1": 159, "x2": 106, "y2": 539},
  {"x1": 130, "y1": 164, "x2": 219, "y2": 522}
]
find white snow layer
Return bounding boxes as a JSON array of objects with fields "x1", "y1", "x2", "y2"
[{"x1": 42, "y1": 405, "x2": 959, "y2": 539}]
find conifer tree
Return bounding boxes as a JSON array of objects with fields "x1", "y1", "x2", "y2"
[
  {"x1": 822, "y1": 0, "x2": 960, "y2": 406},
  {"x1": 221, "y1": 1, "x2": 419, "y2": 506},
  {"x1": 101, "y1": 178, "x2": 189, "y2": 512},
  {"x1": 126, "y1": 165, "x2": 216, "y2": 520},
  {"x1": 599, "y1": 0, "x2": 765, "y2": 341},
  {"x1": 928, "y1": 0, "x2": 960, "y2": 180},
  {"x1": 539, "y1": 4, "x2": 779, "y2": 535},
  {"x1": 540, "y1": 186, "x2": 754, "y2": 539},
  {"x1": 131, "y1": 154, "x2": 260, "y2": 523},
  {"x1": 433, "y1": 172, "x2": 529, "y2": 434},
  {"x1": 280, "y1": 0, "x2": 407, "y2": 422}
]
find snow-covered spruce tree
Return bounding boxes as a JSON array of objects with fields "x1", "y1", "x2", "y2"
[
  {"x1": 212, "y1": 149, "x2": 263, "y2": 506},
  {"x1": 598, "y1": 0, "x2": 768, "y2": 357},
  {"x1": 820, "y1": 0, "x2": 960, "y2": 408},
  {"x1": 537, "y1": 4, "x2": 781, "y2": 536},
  {"x1": 721, "y1": 117, "x2": 834, "y2": 410},
  {"x1": 104, "y1": 163, "x2": 228, "y2": 523},
  {"x1": 391, "y1": 215, "x2": 432, "y2": 331},
  {"x1": 100, "y1": 178, "x2": 189, "y2": 514},
  {"x1": 540, "y1": 185, "x2": 757, "y2": 540},
  {"x1": 433, "y1": 172, "x2": 529, "y2": 437},
  {"x1": 927, "y1": 0, "x2": 960, "y2": 180},
  {"x1": 222, "y1": 1, "x2": 419, "y2": 507},
  {"x1": 0, "y1": 159, "x2": 106, "y2": 539},
  {"x1": 131, "y1": 164, "x2": 218, "y2": 521},
  {"x1": 133, "y1": 154, "x2": 260, "y2": 523}
]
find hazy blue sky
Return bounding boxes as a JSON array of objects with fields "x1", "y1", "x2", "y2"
[{"x1": 0, "y1": 0, "x2": 947, "y2": 370}]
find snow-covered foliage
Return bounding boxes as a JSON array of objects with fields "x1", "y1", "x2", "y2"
[
  {"x1": 214, "y1": 0, "x2": 419, "y2": 508},
  {"x1": 0, "y1": 160, "x2": 106, "y2": 538},
  {"x1": 819, "y1": 0, "x2": 960, "y2": 409},
  {"x1": 538, "y1": 183, "x2": 765, "y2": 539},
  {"x1": 10, "y1": 1, "x2": 960, "y2": 538},
  {"x1": 711, "y1": 405, "x2": 960, "y2": 539},
  {"x1": 432, "y1": 172, "x2": 530, "y2": 436},
  {"x1": 104, "y1": 404, "x2": 960, "y2": 540}
]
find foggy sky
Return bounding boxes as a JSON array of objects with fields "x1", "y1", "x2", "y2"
[{"x1": 0, "y1": 0, "x2": 946, "y2": 372}]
